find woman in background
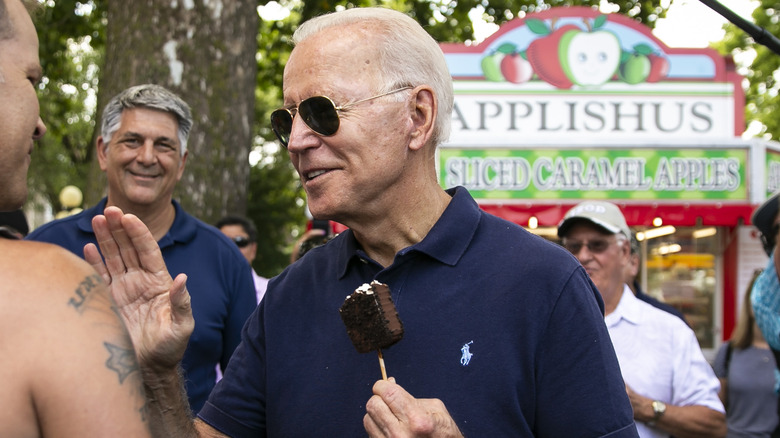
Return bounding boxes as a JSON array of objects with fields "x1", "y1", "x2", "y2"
[{"x1": 714, "y1": 269, "x2": 779, "y2": 437}]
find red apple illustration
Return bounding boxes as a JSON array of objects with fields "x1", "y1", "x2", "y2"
[
  {"x1": 526, "y1": 23, "x2": 581, "y2": 89},
  {"x1": 500, "y1": 52, "x2": 533, "y2": 84},
  {"x1": 646, "y1": 54, "x2": 669, "y2": 82}
]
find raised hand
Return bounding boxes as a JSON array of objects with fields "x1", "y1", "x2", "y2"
[{"x1": 84, "y1": 206, "x2": 194, "y2": 371}]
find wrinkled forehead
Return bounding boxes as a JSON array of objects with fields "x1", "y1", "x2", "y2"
[
  {"x1": 283, "y1": 26, "x2": 381, "y2": 99},
  {"x1": 0, "y1": 0, "x2": 38, "y2": 60}
]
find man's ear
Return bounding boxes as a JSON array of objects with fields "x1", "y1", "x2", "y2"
[
  {"x1": 620, "y1": 238, "x2": 632, "y2": 261},
  {"x1": 408, "y1": 86, "x2": 436, "y2": 151},
  {"x1": 96, "y1": 136, "x2": 109, "y2": 171},
  {"x1": 176, "y1": 150, "x2": 189, "y2": 181}
]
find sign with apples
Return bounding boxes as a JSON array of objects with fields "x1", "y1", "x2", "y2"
[
  {"x1": 440, "y1": 7, "x2": 744, "y2": 144},
  {"x1": 438, "y1": 6, "x2": 748, "y2": 202}
]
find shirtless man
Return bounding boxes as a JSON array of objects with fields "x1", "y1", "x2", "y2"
[{"x1": 0, "y1": 0, "x2": 153, "y2": 435}]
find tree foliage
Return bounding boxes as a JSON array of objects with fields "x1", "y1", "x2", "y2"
[
  {"x1": 29, "y1": 0, "x2": 672, "y2": 277},
  {"x1": 92, "y1": 0, "x2": 259, "y2": 222},
  {"x1": 28, "y1": 0, "x2": 105, "y2": 214},
  {"x1": 714, "y1": 0, "x2": 779, "y2": 141}
]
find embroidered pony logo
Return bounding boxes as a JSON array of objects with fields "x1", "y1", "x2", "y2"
[{"x1": 460, "y1": 341, "x2": 474, "y2": 366}]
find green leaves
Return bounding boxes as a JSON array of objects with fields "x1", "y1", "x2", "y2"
[{"x1": 714, "y1": 0, "x2": 777, "y2": 140}]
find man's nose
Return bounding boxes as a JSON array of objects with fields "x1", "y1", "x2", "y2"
[
  {"x1": 137, "y1": 141, "x2": 157, "y2": 163},
  {"x1": 286, "y1": 116, "x2": 320, "y2": 152},
  {"x1": 574, "y1": 244, "x2": 594, "y2": 261},
  {"x1": 33, "y1": 117, "x2": 47, "y2": 140}
]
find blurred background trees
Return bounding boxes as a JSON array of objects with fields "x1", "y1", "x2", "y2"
[
  {"x1": 714, "y1": 0, "x2": 778, "y2": 141},
  {"x1": 29, "y1": 0, "x2": 771, "y2": 277}
]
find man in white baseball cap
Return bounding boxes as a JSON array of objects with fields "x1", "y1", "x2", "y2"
[{"x1": 558, "y1": 200, "x2": 726, "y2": 438}]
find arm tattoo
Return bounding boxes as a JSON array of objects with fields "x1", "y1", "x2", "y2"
[
  {"x1": 68, "y1": 274, "x2": 104, "y2": 313},
  {"x1": 104, "y1": 342, "x2": 139, "y2": 384}
]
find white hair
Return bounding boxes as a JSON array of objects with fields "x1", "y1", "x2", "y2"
[{"x1": 292, "y1": 7, "x2": 453, "y2": 147}]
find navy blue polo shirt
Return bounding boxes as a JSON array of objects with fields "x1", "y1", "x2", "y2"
[
  {"x1": 200, "y1": 187, "x2": 638, "y2": 437},
  {"x1": 27, "y1": 198, "x2": 257, "y2": 413}
]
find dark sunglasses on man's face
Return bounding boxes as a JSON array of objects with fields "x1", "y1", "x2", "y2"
[
  {"x1": 231, "y1": 236, "x2": 252, "y2": 248},
  {"x1": 562, "y1": 239, "x2": 612, "y2": 255},
  {"x1": 270, "y1": 86, "x2": 412, "y2": 148}
]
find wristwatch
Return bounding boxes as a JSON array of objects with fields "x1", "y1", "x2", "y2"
[{"x1": 648, "y1": 400, "x2": 666, "y2": 426}]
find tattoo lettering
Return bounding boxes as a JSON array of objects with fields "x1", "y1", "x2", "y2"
[
  {"x1": 68, "y1": 274, "x2": 104, "y2": 313},
  {"x1": 104, "y1": 342, "x2": 139, "y2": 384}
]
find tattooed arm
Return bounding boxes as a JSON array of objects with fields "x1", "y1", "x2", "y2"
[
  {"x1": 0, "y1": 239, "x2": 152, "y2": 437},
  {"x1": 86, "y1": 206, "x2": 228, "y2": 438}
]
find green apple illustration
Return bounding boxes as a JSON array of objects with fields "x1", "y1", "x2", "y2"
[
  {"x1": 618, "y1": 43, "x2": 657, "y2": 84},
  {"x1": 481, "y1": 42, "x2": 517, "y2": 82},
  {"x1": 619, "y1": 53, "x2": 651, "y2": 84},
  {"x1": 559, "y1": 27, "x2": 621, "y2": 87},
  {"x1": 481, "y1": 54, "x2": 504, "y2": 81}
]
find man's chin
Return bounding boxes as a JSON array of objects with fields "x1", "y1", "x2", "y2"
[
  {"x1": 112, "y1": 191, "x2": 164, "y2": 209},
  {"x1": 0, "y1": 191, "x2": 27, "y2": 213}
]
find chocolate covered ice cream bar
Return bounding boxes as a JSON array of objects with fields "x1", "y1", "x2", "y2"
[{"x1": 339, "y1": 280, "x2": 404, "y2": 354}]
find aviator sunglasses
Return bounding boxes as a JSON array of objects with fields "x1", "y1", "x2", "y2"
[{"x1": 270, "y1": 86, "x2": 413, "y2": 147}]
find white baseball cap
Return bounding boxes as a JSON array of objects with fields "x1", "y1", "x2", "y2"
[{"x1": 558, "y1": 201, "x2": 631, "y2": 239}]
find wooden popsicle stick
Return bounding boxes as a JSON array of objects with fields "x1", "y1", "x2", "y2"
[{"x1": 378, "y1": 348, "x2": 388, "y2": 380}]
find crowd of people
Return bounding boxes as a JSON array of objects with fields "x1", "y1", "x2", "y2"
[{"x1": 3, "y1": 0, "x2": 780, "y2": 436}]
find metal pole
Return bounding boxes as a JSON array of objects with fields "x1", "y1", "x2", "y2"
[{"x1": 698, "y1": 0, "x2": 780, "y2": 55}]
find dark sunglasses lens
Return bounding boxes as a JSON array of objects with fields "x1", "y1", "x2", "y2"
[
  {"x1": 270, "y1": 109, "x2": 292, "y2": 147},
  {"x1": 300, "y1": 96, "x2": 340, "y2": 136},
  {"x1": 588, "y1": 241, "x2": 610, "y2": 253},
  {"x1": 563, "y1": 242, "x2": 582, "y2": 254},
  {"x1": 563, "y1": 240, "x2": 610, "y2": 254},
  {"x1": 232, "y1": 236, "x2": 251, "y2": 248}
]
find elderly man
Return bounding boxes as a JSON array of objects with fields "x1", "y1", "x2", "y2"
[
  {"x1": 0, "y1": 0, "x2": 152, "y2": 435},
  {"x1": 27, "y1": 84, "x2": 256, "y2": 413},
  {"x1": 558, "y1": 200, "x2": 726, "y2": 438},
  {"x1": 91, "y1": 7, "x2": 638, "y2": 437}
]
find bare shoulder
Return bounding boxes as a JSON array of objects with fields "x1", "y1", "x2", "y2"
[
  {"x1": 0, "y1": 240, "x2": 115, "y2": 325},
  {"x1": 0, "y1": 239, "x2": 96, "y2": 292},
  {"x1": 0, "y1": 239, "x2": 152, "y2": 437}
]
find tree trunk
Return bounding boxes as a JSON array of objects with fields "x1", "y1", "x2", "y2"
[{"x1": 87, "y1": 0, "x2": 258, "y2": 223}]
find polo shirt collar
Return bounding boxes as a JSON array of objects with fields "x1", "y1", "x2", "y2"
[
  {"x1": 605, "y1": 284, "x2": 642, "y2": 327},
  {"x1": 74, "y1": 197, "x2": 195, "y2": 247},
  {"x1": 337, "y1": 186, "x2": 480, "y2": 278},
  {"x1": 75, "y1": 197, "x2": 108, "y2": 233},
  {"x1": 158, "y1": 199, "x2": 196, "y2": 248}
]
